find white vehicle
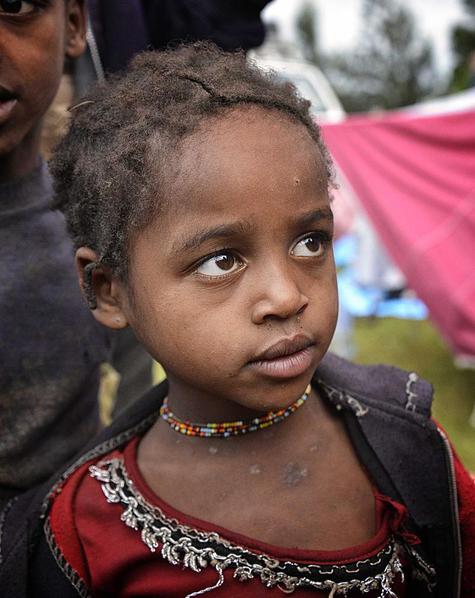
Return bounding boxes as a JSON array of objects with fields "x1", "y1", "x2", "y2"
[{"x1": 248, "y1": 54, "x2": 345, "y2": 123}]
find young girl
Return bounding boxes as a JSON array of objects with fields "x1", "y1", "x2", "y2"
[{"x1": 1, "y1": 43, "x2": 474, "y2": 598}]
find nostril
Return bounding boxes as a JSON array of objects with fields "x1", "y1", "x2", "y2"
[
  {"x1": 251, "y1": 279, "x2": 309, "y2": 325},
  {"x1": 262, "y1": 303, "x2": 306, "y2": 323}
]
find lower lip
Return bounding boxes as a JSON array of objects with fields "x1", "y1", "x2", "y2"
[
  {"x1": 0, "y1": 99, "x2": 17, "y2": 125},
  {"x1": 248, "y1": 346, "x2": 315, "y2": 379}
]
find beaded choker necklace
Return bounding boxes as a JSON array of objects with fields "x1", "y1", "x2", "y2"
[{"x1": 159, "y1": 385, "x2": 311, "y2": 438}]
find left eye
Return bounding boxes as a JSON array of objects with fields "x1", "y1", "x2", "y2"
[
  {"x1": 291, "y1": 234, "x2": 326, "y2": 258},
  {"x1": 0, "y1": 0, "x2": 35, "y2": 14},
  {"x1": 195, "y1": 252, "x2": 244, "y2": 278}
]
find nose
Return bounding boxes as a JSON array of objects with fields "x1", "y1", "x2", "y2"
[{"x1": 251, "y1": 261, "x2": 309, "y2": 325}]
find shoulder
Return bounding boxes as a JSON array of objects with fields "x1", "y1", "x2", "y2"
[
  {"x1": 313, "y1": 354, "x2": 442, "y2": 499},
  {"x1": 21, "y1": 442, "x2": 135, "y2": 597},
  {"x1": 315, "y1": 352, "x2": 434, "y2": 419},
  {"x1": 44, "y1": 436, "x2": 166, "y2": 596},
  {"x1": 314, "y1": 354, "x2": 447, "y2": 531},
  {"x1": 46, "y1": 458, "x2": 99, "y2": 589},
  {"x1": 314, "y1": 354, "x2": 469, "y2": 595},
  {"x1": 45, "y1": 443, "x2": 137, "y2": 592}
]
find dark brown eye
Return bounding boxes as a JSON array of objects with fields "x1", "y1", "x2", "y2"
[
  {"x1": 215, "y1": 254, "x2": 235, "y2": 271},
  {"x1": 195, "y1": 252, "x2": 244, "y2": 278},
  {"x1": 291, "y1": 234, "x2": 325, "y2": 257},
  {"x1": 0, "y1": 0, "x2": 35, "y2": 14}
]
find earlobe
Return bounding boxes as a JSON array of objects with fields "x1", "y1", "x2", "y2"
[
  {"x1": 76, "y1": 247, "x2": 130, "y2": 330},
  {"x1": 65, "y1": 0, "x2": 87, "y2": 59}
]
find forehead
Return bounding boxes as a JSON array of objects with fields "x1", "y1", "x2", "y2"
[{"x1": 158, "y1": 107, "x2": 328, "y2": 223}]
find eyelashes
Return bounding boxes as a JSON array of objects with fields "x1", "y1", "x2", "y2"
[
  {"x1": 192, "y1": 232, "x2": 331, "y2": 281},
  {"x1": 291, "y1": 232, "x2": 330, "y2": 258},
  {"x1": 0, "y1": 0, "x2": 49, "y2": 16},
  {"x1": 195, "y1": 251, "x2": 245, "y2": 278}
]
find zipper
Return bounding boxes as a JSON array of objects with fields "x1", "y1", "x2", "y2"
[
  {"x1": 437, "y1": 428, "x2": 462, "y2": 597},
  {"x1": 86, "y1": 17, "x2": 105, "y2": 83}
]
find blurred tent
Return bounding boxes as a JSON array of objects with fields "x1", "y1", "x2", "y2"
[{"x1": 321, "y1": 90, "x2": 475, "y2": 362}]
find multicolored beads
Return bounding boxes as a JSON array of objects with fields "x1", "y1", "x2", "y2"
[{"x1": 159, "y1": 385, "x2": 311, "y2": 438}]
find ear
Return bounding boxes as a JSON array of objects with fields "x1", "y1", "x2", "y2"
[
  {"x1": 76, "y1": 247, "x2": 130, "y2": 330},
  {"x1": 64, "y1": 0, "x2": 87, "y2": 59}
]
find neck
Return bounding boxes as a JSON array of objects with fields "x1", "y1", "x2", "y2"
[
  {"x1": 142, "y1": 386, "x2": 325, "y2": 464},
  {"x1": 165, "y1": 374, "x2": 311, "y2": 424},
  {"x1": 156, "y1": 374, "x2": 320, "y2": 448},
  {"x1": 161, "y1": 388, "x2": 309, "y2": 438}
]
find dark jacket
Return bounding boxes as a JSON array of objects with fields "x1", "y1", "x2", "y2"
[
  {"x1": 0, "y1": 353, "x2": 462, "y2": 597},
  {"x1": 74, "y1": 1, "x2": 272, "y2": 98},
  {"x1": 85, "y1": 0, "x2": 272, "y2": 75}
]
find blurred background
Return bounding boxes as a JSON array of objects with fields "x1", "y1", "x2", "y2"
[
  {"x1": 262, "y1": 0, "x2": 474, "y2": 103},
  {"x1": 43, "y1": 0, "x2": 475, "y2": 469}
]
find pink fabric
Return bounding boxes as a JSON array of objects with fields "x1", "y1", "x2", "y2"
[
  {"x1": 331, "y1": 185, "x2": 357, "y2": 240},
  {"x1": 321, "y1": 109, "x2": 475, "y2": 357}
]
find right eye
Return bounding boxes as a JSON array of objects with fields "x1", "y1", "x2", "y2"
[
  {"x1": 0, "y1": 0, "x2": 36, "y2": 15},
  {"x1": 195, "y1": 252, "x2": 245, "y2": 278}
]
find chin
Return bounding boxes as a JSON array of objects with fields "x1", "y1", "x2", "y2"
[{"x1": 246, "y1": 380, "x2": 312, "y2": 414}]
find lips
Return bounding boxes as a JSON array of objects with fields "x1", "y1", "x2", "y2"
[
  {"x1": 248, "y1": 335, "x2": 316, "y2": 379},
  {"x1": 0, "y1": 85, "x2": 18, "y2": 125},
  {"x1": 0, "y1": 84, "x2": 18, "y2": 102},
  {"x1": 252, "y1": 335, "x2": 314, "y2": 361}
]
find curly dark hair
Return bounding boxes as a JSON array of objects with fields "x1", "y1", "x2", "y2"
[{"x1": 51, "y1": 42, "x2": 334, "y2": 304}]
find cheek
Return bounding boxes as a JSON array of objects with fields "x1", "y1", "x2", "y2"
[
  {"x1": 30, "y1": 56, "x2": 63, "y2": 109},
  {"x1": 128, "y1": 284, "x2": 228, "y2": 363},
  {"x1": 20, "y1": 27, "x2": 65, "y2": 107},
  {"x1": 308, "y1": 268, "x2": 339, "y2": 332}
]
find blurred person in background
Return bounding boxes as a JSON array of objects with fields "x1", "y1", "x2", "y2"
[
  {"x1": 0, "y1": 0, "x2": 273, "y2": 510},
  {"x1": 76, "y1": 0, "x2": 272, "y2": 94},
  {"x1": 0, "y1": 0, "x2": 108, "y2": 508}
]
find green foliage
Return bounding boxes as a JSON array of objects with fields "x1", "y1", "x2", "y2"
[
  {"x1": 449, "y1": 0, "x2": 475, "y2": 92},
  {"x1": 296, "y1": 0, "x2": 437, "y2": 112},
  {"x1": 296, "y1": 2, "x2": 320, "y2": 65},
  {"x1": 354, "y1": 318, "x2": 475, "y2": 471},
  {"x1": 330, "y1": 0, "x2": 435, "y2": 111}
]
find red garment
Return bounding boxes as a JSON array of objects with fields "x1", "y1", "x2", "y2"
[
  {"x1": 453, "y1": 450, "x2": 475, "y2": 595},
  {"x1": 435, "y1": 421, "x2": 475, "y2": 596},
  {"x1": 48, "y1": 436, "x2": 475, "y2": 597},
  {"x1": 50, "y1": 438, "x2": 413, "y2": 597}
]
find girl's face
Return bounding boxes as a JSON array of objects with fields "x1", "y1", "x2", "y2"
[{"x1": 121, "y1": 108, "x2": 338, "y2": 413}]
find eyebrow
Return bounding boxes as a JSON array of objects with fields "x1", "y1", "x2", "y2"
[
  {"x1": 170, "y1": 219, "x2": 254, "y2": 255},
  {"x1": 295, "y1": 207, "x2": 334, "y2": 228},
  {"x1": 170, "y1": 207, "x2": 333, "y2": 256}
]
